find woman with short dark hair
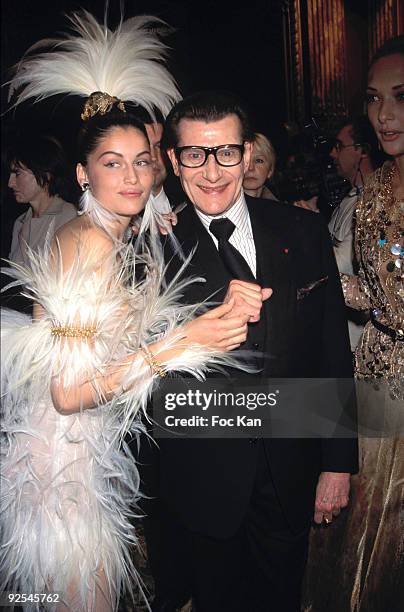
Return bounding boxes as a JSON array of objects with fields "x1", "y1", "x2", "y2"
[{"x1": 8, "y1": 134, "x2": 77, "y2": 265}]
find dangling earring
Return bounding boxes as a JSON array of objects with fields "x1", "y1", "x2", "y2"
[{"x1": 81, "y1": 181, "x2": 90, "y2": 192}]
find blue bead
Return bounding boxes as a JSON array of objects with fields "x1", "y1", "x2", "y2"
[{"x1": 390, "y1": 243, "x2": 403, "y2": 256}]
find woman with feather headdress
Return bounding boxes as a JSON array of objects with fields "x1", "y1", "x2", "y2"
[{"x1": 0, "y1": 11, "x2": 249, "y2": 611}]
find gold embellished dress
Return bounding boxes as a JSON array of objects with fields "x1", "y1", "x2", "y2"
[{"x1": 303, "y1": 162, "x2": 404, "y2": 612}]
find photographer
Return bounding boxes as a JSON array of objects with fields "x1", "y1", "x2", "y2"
[
  {"x1": 277, "y1": 120, "x2": 348, "y2": 219},
  {"x1": 328, "y1": 116, "x2": 382, "y2": 351}
]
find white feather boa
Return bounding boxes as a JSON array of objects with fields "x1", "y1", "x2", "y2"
[{"x1": 0, "y1": 238, "x2": 242, "y2": 611}]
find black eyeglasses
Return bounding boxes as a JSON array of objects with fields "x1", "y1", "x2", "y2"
[
  {"x1": 175, "y1": 144, "x2": 245, "y2": 168},
  {"x1": 333, "y1": 141, "x2": 362, "y2": 153}
]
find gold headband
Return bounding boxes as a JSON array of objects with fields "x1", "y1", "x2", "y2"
[{"x1": 81, "y1": 91, "x2": 126, "y2": 121}]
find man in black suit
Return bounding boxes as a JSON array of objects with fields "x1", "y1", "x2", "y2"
[{"x1": 141, "y1": 91, "x2": 358, "y2": 612}]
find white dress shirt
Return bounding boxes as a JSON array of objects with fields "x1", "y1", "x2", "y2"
[
  {"x1": 195, "y1": 191, "x2": 256, "y2": 277},
  {"x1": 328, "y1": 187, "x2": 362, "y2": 275},
  {"x1": 328, "y1": 187, "x2": 364, "y2": 351}
]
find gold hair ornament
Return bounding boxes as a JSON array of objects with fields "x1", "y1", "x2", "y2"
[{"x1": 81, "y1": 91, "x2": 126, "y2": 121}]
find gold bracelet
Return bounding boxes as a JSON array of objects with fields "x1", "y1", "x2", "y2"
[
  {"x1": 51, "y1": 325, "x2": 97, "y2": 338},
  {"x1": 140, "y1": 347, "x2": 167, "y2": 378}
]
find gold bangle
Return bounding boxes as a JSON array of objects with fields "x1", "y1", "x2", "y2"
[
  {"x1": 140, "y1": 347, "x2": 167, "y2": 378},
  {"x1": 51, "y1": 325, "x2": 97, "y2": 338}
]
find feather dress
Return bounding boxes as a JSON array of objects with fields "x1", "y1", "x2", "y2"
[{"x1": 0, "y1": 238, "x2": 238, "y2": 611}]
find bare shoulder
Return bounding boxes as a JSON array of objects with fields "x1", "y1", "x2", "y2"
[{"x1": 52, "y1": 217, "x2": 114, "y2": 271}]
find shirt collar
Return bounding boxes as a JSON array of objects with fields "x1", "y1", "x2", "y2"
[
  {"x1": 22, "y1": 196, "x2": 64, "y2": 221},
  {"x1": 195, "y1": 191, "x2": 252, "y2": 237},
  {"x1": 348, "y1": 185, "x2": 363, "y2": 197}
]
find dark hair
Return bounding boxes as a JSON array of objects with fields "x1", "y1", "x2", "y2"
[
  {"x1": 338, "y1": 115, "x2": 382, "y2": 168},
  {"x1": 129, "y1": 104, "x2": 164, "y2": 126},
  {"x1": 7, "y1": 134, "x2": 71, "y2": 197},
  {"x1": 162, "y1": 90, "x2": 253, "y2": 150},
  {"x1": 369, "y1": 35, "x2": 404, "y2": 70},
  {"x1": 77, "y1": 105, "x2": 149, "y2": 165}
]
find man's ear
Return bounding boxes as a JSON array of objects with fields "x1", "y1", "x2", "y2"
[
  {"x1": 76, "y1": 163, "x2": 89, "y2": 188},
  {"x1": 243, "y1": 141, "x2": 253, "y2": 172},
  {"x1": 167, "y1": 149, "x2": 180, "y2": 177},
  {"x1": 360, "y1": 143, "x2": 370, "y2": 159}
]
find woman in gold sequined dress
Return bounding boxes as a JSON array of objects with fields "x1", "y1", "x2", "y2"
[{"x1": 303, "y1": 36, "x2": 403, "y2": 612}]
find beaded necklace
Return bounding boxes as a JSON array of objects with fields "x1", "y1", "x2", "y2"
[{"x1": 375, "y1": 164, "x2": 404, "y2": 273}]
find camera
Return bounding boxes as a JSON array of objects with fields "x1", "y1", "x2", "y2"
[{"x1": 276, "y1": 119, "x2": 350, "y2": 211}]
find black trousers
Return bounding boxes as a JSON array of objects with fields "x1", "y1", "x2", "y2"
[{"x1": 144, "y1": 442, "x2": 310, "y2": 612}]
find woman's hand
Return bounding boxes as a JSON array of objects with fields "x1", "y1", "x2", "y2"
[
  {"x1": 158, "y1": 211, "x2": 178, "y2": 235},
  {"x1": 181, "y1": 301, "x2": 249, "y2": 352},
  {"x1": 131, "y1": 212, "x2": 178, "y2": 236}
]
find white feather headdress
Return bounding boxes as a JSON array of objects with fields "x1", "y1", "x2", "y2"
[{"x1": 8, "y1": 10, "x2": 181, "y2": 118}]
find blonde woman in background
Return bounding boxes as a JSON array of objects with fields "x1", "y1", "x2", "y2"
[{"x1": 243, "y1": 132, "x2": 278, "y2": 200}]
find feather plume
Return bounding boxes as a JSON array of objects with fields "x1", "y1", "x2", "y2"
[
  {"x1": 8, "y1": 11, "x2": 181, "y2": 117},
  {"x1": 78, "y1": 187, "x2": 123, "y2": 230},
  {"x1": 77, "y1": 189, "x2": 181, "y2": 252}
]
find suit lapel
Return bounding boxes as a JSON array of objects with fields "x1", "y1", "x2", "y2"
[
  {"x1": 171, "y1": 198, "x2": 298, "y2": 375},
  {"x1": 170, "y1": 204, "x2": 232, "y2": 304},
  {"x1": 247, "y1": 198, "x2": 297, "y2": 374}
]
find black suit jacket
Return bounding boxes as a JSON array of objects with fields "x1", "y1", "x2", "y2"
[{"x1": 141, "y1": 196, "x2": 358, "y2": 538}]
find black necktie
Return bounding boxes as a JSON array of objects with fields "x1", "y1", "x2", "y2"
[{"x1": 209, "y1": 218, "x2": 255, "y2": 283}]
